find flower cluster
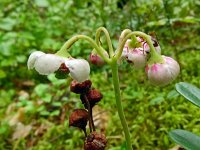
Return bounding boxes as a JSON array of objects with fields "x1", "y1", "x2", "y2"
[
  {"x1": 121, "y1": 36, "x2": 180, "y2": 86},
  {"x1": 121, "y1": 37, "x2": 161, "y2": 69},
  {"x1": 27, "y1": 28, "x2": 180, "y2": 150},
  {"x1": 27, "y1": 50, "x2": 107, "y2": 149},
  {"x1": 27, "y1": 51, "x2": 90, "y2": 82}
]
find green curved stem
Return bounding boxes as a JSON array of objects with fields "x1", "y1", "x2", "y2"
[
  {"x1": 56, "y1": 35, "x2": 111, "y2": 64},
  {"x1": 110, "y1": 60, "x2": 132, "y2": 150},
  {"x1": 119, "y1": 29, "x2": 132, "y2": 43},
  {"x1": 96, "y1": 27, "x2": 114, "y2": 57},
  {"x1": 115, "y1": 31, "x2": 164, "y2": 64}
]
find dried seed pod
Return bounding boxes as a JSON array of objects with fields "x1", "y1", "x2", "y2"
[
  {"x1": 80, "y1": 89, "x2": 103, "y2": 108},
  {"x1": 70, "y1": 80, "x2": 92, "y2": 94},
  {"x1": 69, "y1": 109, "x2": 88, "y2": 130},
  {"x1": 84, "y1": 132, "x2": 107, "y2": 150}
]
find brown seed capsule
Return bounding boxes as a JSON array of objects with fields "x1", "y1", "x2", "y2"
[
  {"x1": 70, "y1": 80, "x2": 92, "y2": 94},
  {"x1": 80, "y1": 89, "x2": 103, "y2": 108},
  {"x1": 69, "y1": 109, "x2": 88, "y2": 130},
  {"x1": 84, "y1": 132, "x2": 107, "y2": 150}
]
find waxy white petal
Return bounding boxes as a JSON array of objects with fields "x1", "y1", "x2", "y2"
[
  {"x1": 27, "y1": 51, "x2": 45, "y2": 69},
  {"x1": 34, "y1": 54, "x2": 65, "y2": 75},
  {"x1": 65, "y1": 59, "x2": 90, "y2": 82}
]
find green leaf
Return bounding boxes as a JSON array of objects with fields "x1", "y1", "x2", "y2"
[
  {"x1": 0, "y1": 18, "x2": 16, "y2": 31},
  {"x1": 16, "y1": 55, "x2": 27, "y2": 63},
  {"x1": 50, "y1": 110, "x2": 60, "y2": 116},
  {"x1": 167, "y1": 90, "x2": 179, "y2": 99},
  {"x1": 40, "y1": 110, "x2": 50, "y2": 116},
  {"x1": 35, "y1": 0, "x2": 49, "y2": 7},
  {"x1": 55, "y1": 71, "x2": 68, "y2": 79},
  {"x1": 169, "y1": 129, "x2": 200, "y2": 150},
  {"x1": 0, "y1": 70, "x2": 6, "y2": 78},
  {"x1": 149, "y1": 97, "x2": 164, "y2": 105},
  {"x1": 42, "y1": 94, "x2": 52, "y2": 103},
  {"x1": 34, "y1": 84, "x2": 49, "y2": 96},
  {"x1": 52, "y1": 102, "x2": 62, "y2": 107},
  {"x1": 176, "y1": 82, "x2": 200, "y2": 108}
]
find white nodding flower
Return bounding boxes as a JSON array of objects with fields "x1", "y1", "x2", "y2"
[
  {"x1": 65, "y1": 59, "x2": 90, "y2": 83},
  {"x1": 27, "y1": 51, "x2": 90, "y2": 82},
  {"x1": 127, "y1": 48, "x2": 146, "y2": 69},
  {"x1": 27, "y1": 51, "x2": 45, "y2": 69},
  {"x1": 145, "y1": 56, "x2": 180, "y2": 86},
  {"x1": 34, "y1": 54, "x2": 65, "y2": 75}
]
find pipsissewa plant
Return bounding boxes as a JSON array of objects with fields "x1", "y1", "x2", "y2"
[
  {"x1": 27, "y1": 27, "x2": 180, "y2": 149},
  {"x1": 169, "y1": 82, "x2": 200, "y2": 150}
]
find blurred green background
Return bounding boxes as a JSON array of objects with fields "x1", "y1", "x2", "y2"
[{"x1": 0, "y1": 0, "x2": 200, "y2": 149}]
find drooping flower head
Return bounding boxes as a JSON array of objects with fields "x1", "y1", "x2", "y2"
[
  {"x1": 146, "y1": 55, "x2": 180, "y2": 86},
  {"x1": 120, "y1": 34, "x2": 180, "y2": 86},
  {"x1": 27, "y1": 51, "x2": 90, "y2": 82},
  {"x1": 121, "y1": 36, "x2": 161, "y2": 69},
  {"x1": 127, "y1": 48, "x2": 147, "y2": 69},
  {"x1": 121, "y1": 38, "x2": 146, "y2": 69}
]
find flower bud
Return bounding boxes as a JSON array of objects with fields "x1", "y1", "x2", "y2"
[
  {"x1": 127, "y1": 48, "x2": 146, "y2": 69},
  {"x1": 80, "y1": 89, "x2": 103, "y2": 108},
  {"x1": 70, "y1": 80, "x2": 92, "y2": 94},
  {"x1": 89, "y1": 51, "x2": 108, "y2": 66},
  {"x1": 146, "y1": 56, "x2": 180, "y2": 86},
  {"x1": 84, "y1": 132, "x2": 107, "y2": 150},
  {"x1": 69, "y1": 109, "x2": 88, "y2": 130}
]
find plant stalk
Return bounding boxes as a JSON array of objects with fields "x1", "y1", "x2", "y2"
[
  {"x1": 96, "y1": 27, "x2": 114, "y2": 57},
  {"x1": 110, "y1": 61, "x2": 132, "y2": 150},
  {"x1": 84, "y1": 95, "x2": 96, "y2": 132},
  {"x1": 56, "y1": 35, "x2": 111, "y2": 64}
]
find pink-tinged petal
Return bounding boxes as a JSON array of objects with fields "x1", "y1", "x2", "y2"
[
  {"x1": 127, "y1": 49, "x2": 146, "y2": 69},
  {"x1": 146, "y1": 55, "x2": 180, "y2": 86},
  {"x1": 151, "y1": 64, "x2": 159, "y2": 72},
  {"x1": 137, "y1": 37, "x2": 143, "y2": 42}
]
